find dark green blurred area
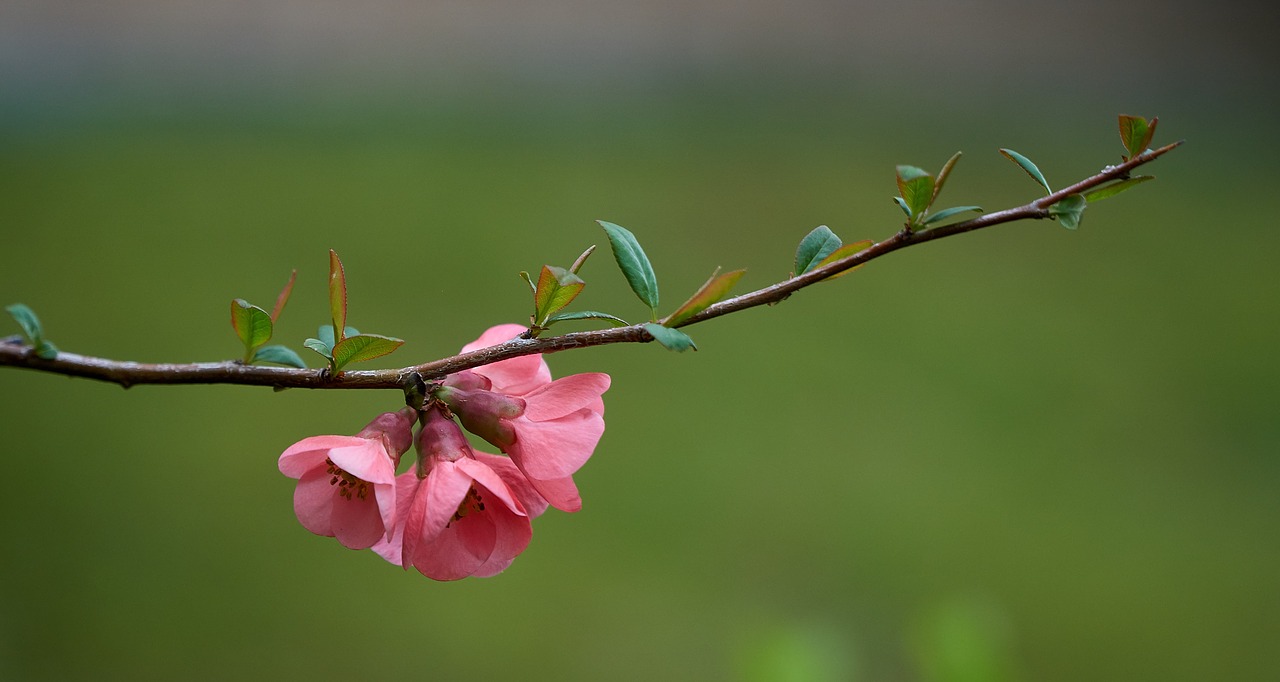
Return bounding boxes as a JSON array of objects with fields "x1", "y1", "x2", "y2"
[{"x1": 2, "y1": 9, "x2": 1279, "y2": 681}]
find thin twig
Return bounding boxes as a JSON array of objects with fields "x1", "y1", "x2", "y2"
[{"x1": 0, "y1": 141, "x2": 1181, "y2": 392}]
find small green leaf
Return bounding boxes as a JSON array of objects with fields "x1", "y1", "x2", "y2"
[
  {"x1": 303, "y1": 338, "x2": 333, "y2": 361},
  {"x1": 892, "y1": 196, "x2": 912, "y2": 217},
  {"x1": 1118, "y1": 115, "x2": 1157, "y2": 159},
  {"x1": 932, "y1": 151, "x2": 962, "y2": 203},
  {"x1": 812, "y1": 239, "x2": 875, "y2": 280},
  {"x1": 897, "y1": 165, "x2": 935, "y2": 217},
  {"x1": 252, "y1": 344, "x2": 307, "y2": 369},
  {"x1": 328, "y1": 250, "x2": 348, "y2": 343},
  {"x1": 518, "y1": 271, "x2": 536, "y2": 294},
  {"x1": 5, "y1": 303, "x2": 44, "y2": 345},
  {"x1": 999, "y1": 148, "x2": 1052, "y2": 194},
  {"x1": 1049, "y1": 194, "x2": 1087, "y2": 229},
  {"x1": 795, "y1": 226, "x2": 843, "y2": 276},
  {"x1": 598, "y1": 220, "x2": 660, "y2": 316},
  {"x1": 545, "y1": 310, "x2": 629, "y2": 326},
  {"x1": 34, "y1": 340, "x2": 59, "y2": 360},
  {"x1": 534, "y1": 265, "x2": 586, "y2": 325},
  {"x1": 643, "y1": 322, "x2": 696, "y2": 352},
  {"x1": 315, "y1": 324, "x2": 359, "y2": 350},
  {"x1": 231, "y1": 299, "x2": 274, "y2": 354},
  {"x1": 332, "y1": 333, "x2": 404, "y2": 370},
  {"x1": 270, "y1": 269, "x2": 297, "y2": 322},
  {"x1": 922, "y1": 206, "x2": 984, "y2": 226},
  {"x1": 665, "y1": 267, "x2": 746, "y2": 327},
  {"x1": 1083, "y1": 176, "x2": 1154, "y2": 202}
]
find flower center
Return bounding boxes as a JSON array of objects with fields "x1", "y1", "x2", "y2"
[
  {"x1": 452, "y1": 487, "x2": 486, "y2": 523},
  {"x1": 325, "y1": 458, "x2": 369, "y2": 501}
]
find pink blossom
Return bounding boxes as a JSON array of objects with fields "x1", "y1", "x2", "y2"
[
  {"x1": 436, "y1": 372, "x2": 609, "y2": 513},
  {"x1": 373, "y1": 407, "x2": 532, "y2": 580},
  {"x1": 277, "y1": 407, "x2": 415, "y2": 549}
]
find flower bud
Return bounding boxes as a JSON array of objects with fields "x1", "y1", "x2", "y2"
[
  {"x1": 354, "y1": 406, "x2": 417, "y2": 467},
  {"x1": 432, "y1": 384, "x2": 524, "y2": 450},
  {"x1": 415, "y1": 406, "x2": 473, "y2": 476}
]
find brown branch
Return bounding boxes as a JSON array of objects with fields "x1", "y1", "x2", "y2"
[{"x1": 0, "y1": 141, "x2": 1181, "y2": 393}]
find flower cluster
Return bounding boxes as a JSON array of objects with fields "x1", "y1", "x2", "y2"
[{"x1": 277, "y1": 324, "x2": 609, "y2": 580}]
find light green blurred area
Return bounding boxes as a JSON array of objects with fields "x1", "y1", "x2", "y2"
[{"x1": 2, "y1": 8, "x2": 1279, "y2": 680}]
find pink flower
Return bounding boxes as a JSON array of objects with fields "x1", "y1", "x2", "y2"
[
  {"x1": 277, "y1": 407, "x2": 415, "y2": 549},
  {"x1": 436, "y1": 371, "x2": 610, "y2": 513},
  {"x1": 373, "y1": 406, "x2": 532, "y2": 580}
]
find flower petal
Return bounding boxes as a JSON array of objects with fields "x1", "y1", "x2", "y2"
[
  {"x1": 410, "y1": 513, "x2": 494, "y2": 581},
  {"x1": 455, "y1": 457, "x2": 526, "y2": 517},
  {"x1": 527, "y1": 475, "x2": 582, "y2": 514},
  {"x1": 327, "y1": 488, "x2": 386, "y2": 550},
  {"x1": 371, "y1": 474, "x2": 420, "y2": 567},
  {"x1": 278, "y1": 435, "x2": 367, "y2": 478},
  {"x1": 327, "y1": 442, "x2": 397, "y2": 485},
  {"x1": 292, "y1": 468, "x2": 338, "y2": 536},
  {"x1": 474, "y1": 451, "x2": 549, "y2": 518},
  {"x1": 522, "y1": 373, "x2": 610, "y2": 421},
  {"x1": 470, "y1": 500, "x2": 533, "y2": 577},
  {"x1": 509, "y1": 407, "x2": 605, "y2": 480},
  {"x1": 462, "y1": 324, "x2": 552, "y2": 395}
]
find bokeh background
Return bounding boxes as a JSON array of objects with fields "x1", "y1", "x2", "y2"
[{"x1": 2, "y1": 2, "x2": 1277, "y2": 680}]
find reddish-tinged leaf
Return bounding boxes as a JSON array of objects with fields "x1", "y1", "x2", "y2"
[
  {"x1": 1118, "y1": 115, "x2": 1157, "y2": 159},
  {"x1": 665, "y1": 267, "x2": 746, "y2": 327},
  {"x1": 569, "y1": 245, "x2": 596, "y2": 274},
  {"x1": 534, "y1": 265, "x2": 586, "y2": 324},
  {"x1": 812, "y1": 240, "x2": 874, "y2": 280},
  {"x1": 328, "y1": 250, "x2": 347, "y2": 342},
  {"x1": 271, "y1": 269, "x2": 297, "y2": 322},
  {"x1": 932, "y1": 151, "x2": 962, "y2": 203}
]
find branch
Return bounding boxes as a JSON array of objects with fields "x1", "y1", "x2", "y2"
[{"x1": 0, "y1": 141, "x2": 1181, "y2": 392}]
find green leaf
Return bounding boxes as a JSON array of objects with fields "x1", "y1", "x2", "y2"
[
  {"x1": 230, "y1": 299, "x2": 274, "y2": 354},
  {"x1": 665, "y1": 267, "x2": 746, "y2": 327},
  {"x1": 34, "y1": 340, "x2": 59, "y2": 360},
  {"x1": 545, "y1": 310, "x2": 629, "y2": 326},
  {"x1": 1083, "y1": 176, "x2": 1154, "y2": 202},
  {"x1": 922, "y1": 206, "x2": 984, "y2": 226},
  {"x1": 252, "y1": 344, "x2": 307, "y2": 369},
  {"x1": 999, "y1": 148, "x2": 1052, "y2": 194},
  {"x1": 328, "y1": 249, "x2": 348, "y2": 343},
  {"x1": 897, "y1": 165, "x2": 935, "y2": 217},
  {"x1": 5, "y1": 303, "x2": 44, "y2": 345},
  {"x1": 315, "y1": 324, "x2": 359, "y2": 350},
  {"x1": 892, "y1": 196, "x2": 912, "y2": 217},
  {"x1": 303, "y1": 338, "x2": 333, "y2": 361},
  {"x1": 534, "y1": 265, "x2": 586, "y2": 325},
  {"x1": 812, "y1": 239, "x2": 875, "y2": 280},
  {"x1": 932, "y1": 151, "x2": 962, "y2": 203},
  {"x1": 795, "y1": 226, "x2": 843, "y2": 276},
  {"x1": 598, "y1": 220, "x2": 660, "y2": 316},
  {"x1": 1049, "y1": 194, "x2": 1087, "y2": 229},
  {"x1": 643, "y1": 322, "x2": 697, "y2": 352},
  {"x1": 270, "y1": 269, "x2": 297, "y2": 322},
  {"x1": 332, "y1": 333, "x2": 405, "y2": 370},
  {"x1": 1118, "y1": 115, "x2": 1157, "y2": 159}
]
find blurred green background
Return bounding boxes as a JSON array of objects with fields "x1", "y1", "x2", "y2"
[{"x1": 2, "y1": 2, "x2": 1277, "y2": 680}]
